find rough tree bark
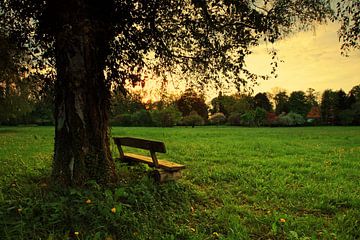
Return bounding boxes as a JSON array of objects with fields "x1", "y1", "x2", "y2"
[{"x1": 51, "y1": 1, "x2": 116, "y2": 186}]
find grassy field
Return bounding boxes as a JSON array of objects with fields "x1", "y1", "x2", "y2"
[{"x1": 0, "y1": 126, "x2": 359, "y2": 239}]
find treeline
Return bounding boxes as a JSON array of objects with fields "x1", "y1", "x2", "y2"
[
  {"x1": 110, "y1": 85, "x2": 360, "y2": 127},
  {"x1": 1, "y1": 79, "x2": 359, "y2": 127}
]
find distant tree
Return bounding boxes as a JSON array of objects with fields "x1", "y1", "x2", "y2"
[
  {"x1": 336, "y1": 90, "x2": 348, "y2": 110},
  {"x1": 241, "y1": 107, "x2": 267, "y2": 127},
  {"x1": 210, "y1": 93, "x2": 237, "y2": 117},
  {"x1": 274, "y1": 91, "x2": 289, "y2": 115},
  {"x1": 288, "y1": 91, "x2": 311, "y2": 117},
  {"x1": 254, "y1": 92, "x2": 272, "y2": 112},
  {"x1": 176, "y1": 89, "x2": 208, "y2": 121},
  {"x1": 305, "y1": 88, "x2": 319, "y2": 106},
  {"x1": 131, "y1": 110, "x2": 153, "y2": 126},
  {"x1": 350, "y1": 85, "x2": 360, "y2": 101},
  {"x1": 231, "y1": 94, "x2": 254, "y2": 115},
  {"x1": 150, "y1": 106, "x2": 181, "y2": 127},
  {"x1": 321, "y1": 89, "x2": 337, "y2": 124},
  {"x1": 111, "y1": 92, "x2": 145, "y2": 116}
]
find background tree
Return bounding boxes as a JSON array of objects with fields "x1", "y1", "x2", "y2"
[
  {"x1": 274, "y1": 91, "x2": 289, "y2": 115},
  {"x1": 321, "y1": 89, "x2": 337, "y2": 124},
  {"x1": 176, "y1": 89, "x2": 208, "y2": 121},
  {"x1": 288, "y1": 91, "x2": 311, "y2": 117},
  {"x1": 254, "y1": 92, "x2": 272, "y2": 112},
  {"x1": 305, "y1": 88, "x2": 319, "y2": 107},
  {"x1": 1, "y1": 0, "x2": 332, "y2": 185}
]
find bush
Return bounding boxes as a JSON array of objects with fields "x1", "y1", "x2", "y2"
[
  {"x1": 227, "y1": 112, "x2": 242, "y2": 125},
  {"x1": 131, "y1": 110, "x2": 153, "y2": 126},
  {"x1": 209, "y1": 112, "x2": 226, "y2": 125},
  {"x1": 276, "y1": 112, "x2": 305, "y2": 126},
  {"x1": 181, "y1": 111, "x2": 204, "y2": 127},
  {"x1": 111, "y1": 113, "x2": 133, "y2": 126},
  {"x1": 239, "y1": 108, "x2": 267, "y2": 127},
  {"x1": 150, "y1": 106, "x2": 182, "y2": 127}
]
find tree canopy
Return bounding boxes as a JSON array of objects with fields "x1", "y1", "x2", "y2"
[{"x1": 1, "y1": 0, "x2": 334, "y2": 90}]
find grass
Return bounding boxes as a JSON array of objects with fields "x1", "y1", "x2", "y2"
[{"x1": 0, "y1": 126, "x2": 359, "y2": 239}]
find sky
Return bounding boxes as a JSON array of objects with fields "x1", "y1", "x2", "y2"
[
  {"x1": 248, "y1": 22, "x2": 360, "y2": 95},
  {"x1": 135, "y1": 22, "x2": 359, "y2": 102}
]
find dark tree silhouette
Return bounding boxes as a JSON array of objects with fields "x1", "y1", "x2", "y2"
[
  {"x1": 1, "y1": 0, "x2": 332, "y2": 185},
  {"x1": 288, "y1": 91, "x2": 311, "y2": 117},
  {"x1": 254, "y1": 92, "x2": 272, "y2": 112}
]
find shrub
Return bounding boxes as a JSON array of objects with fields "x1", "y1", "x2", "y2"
[
  {"x1": 131, "y1": 110, "x2": 153, "y2": 126},
  {"x1": 276, "y1": 112, "x2": 305, "y2": 126},
  {"x1": 338, "y1": 109, "x2": 355, "y2": 125},
  {"x1": 181, "y1": 111, "x2": 204, "y2": 127},
  {"x1": 209, "y1": 112, "x2": 226, "y2": 125},
  {"x1": 150, "y1": 106, "x2": 182, "y2": 127},
  {"x1": 111, "y1": 113, "x2": 133, "y2": 126},
  {"x1": 227, "y1": 112, "x2": 242, "y2": 125}
]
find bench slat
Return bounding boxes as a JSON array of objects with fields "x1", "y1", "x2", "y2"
[
  {"x1": 123, "y1": 153, "x2": 185, "y2": 171},
  {"x1": 114, "y1": 137, "x2": 166, "y2": 153}
]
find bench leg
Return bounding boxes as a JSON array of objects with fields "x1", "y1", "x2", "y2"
[{"x1": 152, "y1": 169, "x2": 182, "y2": 182}]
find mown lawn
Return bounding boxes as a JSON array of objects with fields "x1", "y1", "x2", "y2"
[{"x1": 0, "y1": 126, "x2": 359, "y2": 239}]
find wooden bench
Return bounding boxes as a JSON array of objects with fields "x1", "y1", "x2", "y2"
[{"x1": 113, "y1": 137, "x2": 185, "y2": 182}]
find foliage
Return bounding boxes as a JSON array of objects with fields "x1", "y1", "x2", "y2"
[
  {"x1": 240, "y1": 107, "x2": 267, "y2": 127},
  {"x1": 150, "y1": 106, "x2": 182, "y2": 127},
  {"x1": 175, "y1": 89, "x2": 208, "y2": 121},
  {"x1": 209, "y1": 112, "x2": 226, "y2": 125},
  {"x1": 227, "y1": 112, "x2": 242, "y2": 126},
  {"x1": 254, "y1": 92, "x2": 272, "y2": 112},
  {"x1": 276, "y1": 112, "x2": 305, "y2": 126},
  {"x1": 288, "y1": 91, "x2": 311, "y2": 117},
  {"x1": 274, "y1": 91, "x2": 290, "y2": 115},
  {"x1": 335, "y1": 0, "x2": 360, "y2": 54},
  {"x1": 111, "y1": 93, "x2": 146, "y2": 116},
  {"x1": 181, "y1": 111, "x2": 205, "y2": 127},
  {"x1": 131, "y1": 110, "x2": 153, "y2": 126}
]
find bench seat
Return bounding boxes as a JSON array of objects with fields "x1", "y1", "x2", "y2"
[{"x1": 122, "y1": 153, "x2": 185, "y2": 171}]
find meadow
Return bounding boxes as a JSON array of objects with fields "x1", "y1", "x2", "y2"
[{"x1": 0, "y1": 126, "x2": 359, "y2": 239}]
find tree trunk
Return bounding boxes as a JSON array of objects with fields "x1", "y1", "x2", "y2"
[{"x1": 51, "y1": 3, "x2": 116, "y2": 186}]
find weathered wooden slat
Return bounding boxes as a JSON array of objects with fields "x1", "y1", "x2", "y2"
[
  {"x1": 113, "y1": 137, "x2": 166, "y2": 153},
  {"x1": 123, "y1": 153, "x2": 185, "y2": 171}
]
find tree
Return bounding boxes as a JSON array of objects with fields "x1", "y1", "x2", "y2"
[
  {"x1": 254, "y1": 92, "x2": 272, "y2": 112},
  {"x1": 288, "y1": 91, "x2": 311, "y2": 117},
  {"x1": 320, "y1": 89, "x2": 337, "y2": 124},
  {"x1": 274, "y1": 91, "x2": 289, "y2": 115},
  {"x1": 335, "y1": 0, "x2": 360, "y2": 54},
  {"x1": 176, "y1": 89, "x2": 208, "y2": 121},
  {"x1": 305, "y1": 88, "x2": 319, "y2": 107},
  {"x1": 1, "y1": 0, "x2": 332, "y2": 185}
]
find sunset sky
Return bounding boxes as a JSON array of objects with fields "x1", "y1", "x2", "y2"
[
  {"x1": 136, "y1": 22, "x2": 359, "y2": 101},
  {"x1": 248, "y1": 22, "x2": 360, "y2": 95}
]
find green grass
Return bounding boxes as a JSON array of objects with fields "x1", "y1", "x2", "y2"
[{"x1": 0, "y1": 126, "x2": 360, "y2": 239}]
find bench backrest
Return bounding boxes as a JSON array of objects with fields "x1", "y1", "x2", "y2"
[{"x1": 113, "y1": 137, "x2": 166, "y2": 153}]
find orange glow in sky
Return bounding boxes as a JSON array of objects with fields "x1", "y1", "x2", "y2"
[{"x1": 133, "y1": 22, "x2": 359, "y2": 102}]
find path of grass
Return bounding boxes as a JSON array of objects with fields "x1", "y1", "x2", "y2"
[{"x1": 0, "y1": 126, "x2": 359, "y2": 239}]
